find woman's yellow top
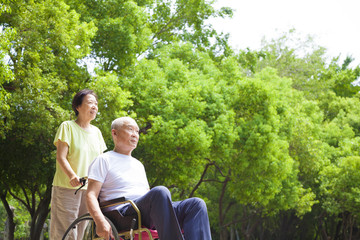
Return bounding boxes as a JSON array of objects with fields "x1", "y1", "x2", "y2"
[{"x1": 52, "y1": 120, "x2": 107, "y2": 189}]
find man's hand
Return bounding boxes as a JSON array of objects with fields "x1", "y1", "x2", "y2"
[
  {"x1": 86, "y1": 179, "x2": 114, "y2": 239},
  {"x1": 96, "y1": 219, "x2": 115, "y2": 240}
]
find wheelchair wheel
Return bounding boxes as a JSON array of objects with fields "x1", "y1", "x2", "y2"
[{"x1": 62, "y1": 213, "x2": 120, "y2": 240}]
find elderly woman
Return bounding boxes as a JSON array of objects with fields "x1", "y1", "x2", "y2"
[{"x1": 50, "y1": 89, "x2": 107, "y2": 239}]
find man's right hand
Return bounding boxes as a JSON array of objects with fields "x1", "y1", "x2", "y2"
[
  {"x1": 96, "y1": 220, "x2": 115, "y2": 240},
  {"x1": 87, "y1": 179, "x2": 114, "y2": 239}
]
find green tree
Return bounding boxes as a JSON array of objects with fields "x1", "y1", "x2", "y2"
[
  {"x1": 64, "y1": 0, "x2": 233, "y2": 73},
  {"x1": 0, "y1": 3, "x2": 16, "y2": 237},
  {"x1": 314, "y1": 88, "x2": 360, "y2": 238},
  {"x1": 120, "y1": 43, "x2": 228, "y2": 190},
  {"x1": 319, "y1": 156, "x2": 360, "y2": 239},
  {"x1": 319, "y1": 57, "x2": 360, "y2": 98},
  {"x1": 247, "y1": 29, "x2": 360, "y2": 240},
  {"x1": 64, "y1": 0, "x2": 153, "y2": 73},
  {"x1": 0, "y1": 0, "x2": 96, "y2": 238},
  {"x1": 0, "y1": 3, "x2": 15, "y2": 139},
  {"x1": 223, "y1": 67, "x2": 320, "y2": 239},
  {"x1": 253, "y1": 29, "x2": 328, "y2": 98}
]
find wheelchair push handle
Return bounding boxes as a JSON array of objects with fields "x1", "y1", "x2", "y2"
[{"x1": 74, "y1": 176, "x2": 88, "y2": 195}]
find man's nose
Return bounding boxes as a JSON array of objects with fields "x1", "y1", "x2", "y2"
[{"x1": 132, "y1": 131, "x2": 139, "y2": 137}]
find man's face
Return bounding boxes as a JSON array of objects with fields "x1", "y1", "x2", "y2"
[{"x1": 114, "y1": 120, "x2": 140, "y2": 151}]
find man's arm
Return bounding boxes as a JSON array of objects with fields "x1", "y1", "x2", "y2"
[{"x1": 86, "y1": 179, "x2": 114, "y2": 239}]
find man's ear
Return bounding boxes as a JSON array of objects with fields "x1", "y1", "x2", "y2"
[{"x1": 111, "y1": 129, "x2": 117, "y2": 137}]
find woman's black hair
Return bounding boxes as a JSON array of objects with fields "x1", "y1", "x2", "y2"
[{"x1": 72, "y1": 89, "x2": 98, "y2": 116}]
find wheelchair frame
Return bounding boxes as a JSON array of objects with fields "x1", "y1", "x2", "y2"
[{"x1": 62, "y1": 191, "x2": 157, "y2": 240}]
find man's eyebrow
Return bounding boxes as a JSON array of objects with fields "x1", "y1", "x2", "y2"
[{"x1": 126, "y1": 124, "x2": 140, "y2": 130}]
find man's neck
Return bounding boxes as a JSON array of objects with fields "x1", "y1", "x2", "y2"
[{"x1": 113, "y1": 147, "x2": 132, "y2": 156}]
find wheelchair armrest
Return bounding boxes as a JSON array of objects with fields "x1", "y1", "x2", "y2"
[
  {"x1": 99, "y1": 197, "x2": 126, "y2": 208},
  {"x1": 99, "y1": 197, "x2": 143, "y2": 231}
]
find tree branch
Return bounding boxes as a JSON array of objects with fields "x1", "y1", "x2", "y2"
[{"x1": 188, "y1": 160, "x2": 215, "y2": 198}]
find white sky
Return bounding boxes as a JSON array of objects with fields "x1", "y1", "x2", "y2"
[{"x1": 210, "y1": 0, "x2": 360, "y2": 67}]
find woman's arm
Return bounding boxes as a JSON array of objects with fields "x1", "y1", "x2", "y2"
[{"x1": 56, "y1": 140, "x2": 81, "y2": 187}]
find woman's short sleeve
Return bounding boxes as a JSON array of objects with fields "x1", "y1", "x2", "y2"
[{"x1": 53, "y1": 121, "x2": 71, "y2": 147}]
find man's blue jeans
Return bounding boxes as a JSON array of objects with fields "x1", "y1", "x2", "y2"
[{"x1": 119, "y1": 186, "x2": 212, "y2": 240}]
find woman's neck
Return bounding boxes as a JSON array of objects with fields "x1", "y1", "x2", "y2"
[{"x1": 75, "y1": 117, "x2": 92, "y2": 131}]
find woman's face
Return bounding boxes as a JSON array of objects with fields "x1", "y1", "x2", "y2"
[{"x1": 76, "y1": 94, "x2": 98, "y2": 120}]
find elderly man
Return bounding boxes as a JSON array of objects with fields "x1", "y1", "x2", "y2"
[{"x1": 86, "y1": 117, "x2": 212, "y2": 240}]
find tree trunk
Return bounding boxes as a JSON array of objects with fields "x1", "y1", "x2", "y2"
[
  {"x1": 218, "y1": 171, "x2": 231, "y2": 240},
  {"x1": 1, "y1": 193, "x2": 15, "y2": 240},
  {"x1": 30, "y1": 187, "x2": 52, "y2": 240}
]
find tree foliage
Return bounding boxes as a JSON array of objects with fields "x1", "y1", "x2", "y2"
[
  {"x1": 0, "y1": 3, "x2": 15, "y2": 138},
  {"x1": 0, "y1": 0, "x2": 95, "y2": 238},
  {"x1": 1, "y1": 1, "x2": 360, "y2": 240}
]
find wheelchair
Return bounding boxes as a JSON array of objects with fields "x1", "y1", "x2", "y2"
[{"x1": 62, "y1": 178, "x2": 159, "y2": 240}]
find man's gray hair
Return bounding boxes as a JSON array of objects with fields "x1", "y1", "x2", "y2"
[{"x1": 111, "y1": 117, "x2": 136, "y2": 130}]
